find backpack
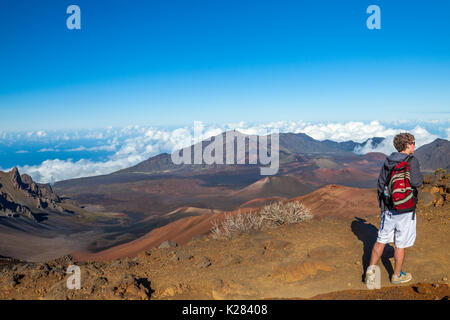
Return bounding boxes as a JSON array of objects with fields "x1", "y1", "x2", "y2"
[{"x1": 385, "y1": 154, "x2": 417, "y2": 218}]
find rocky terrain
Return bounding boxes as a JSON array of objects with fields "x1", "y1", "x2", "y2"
[
  {"x1": 1, "y1": 173, "x2": 448, "y2": 300},
  {"x1": 0, "y1": 168, "x2": 127, "y2": 262},
  {"x1": 419, "y1": 171, "x2": 449, "y2": 208},
  {"x1": 0, "y1": 167, "x2": 68, "y2": 220}
]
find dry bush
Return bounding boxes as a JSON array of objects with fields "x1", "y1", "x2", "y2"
[
  {"x1": 210, "y1": 201, "x2": 312, "y2": 239},
  {"x1": 259, "y1": 200, "x2": 313, "y2": 227},
  {"x1": 211, "y1": 210, "x2": 264, "y2": 239}
]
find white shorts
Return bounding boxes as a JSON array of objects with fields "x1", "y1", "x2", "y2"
[{"x1": 376, "y1": 210, "x2": 416, "y2": 248}]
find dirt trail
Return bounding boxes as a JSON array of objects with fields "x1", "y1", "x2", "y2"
[{"x1": 0, "y1": 202, "x2": 448, "y2": 300}]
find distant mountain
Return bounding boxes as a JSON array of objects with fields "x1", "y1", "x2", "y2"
[
  {"x1": 315, "y1": 136, "x2": 385, "y2": 153},
  {"x1": 53, "y1": 131, "x2": 386, "y2": 221},
  {"x1": 415, "y1": 138, "x2": 450, "y2": 172},
  {"x1": 279, "y1": 133, "x2": 338, "y2": 154},
  {"x1": 112, "y1": 131, "x2": 383, "y2": 176}
]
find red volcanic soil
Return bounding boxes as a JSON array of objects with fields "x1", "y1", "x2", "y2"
[
  {"x1": 72, "y1": 184, "x2": 379, "y2": 261},
  {"x1": 231, "y1": 175, "x2": 316, "y2": 201},
  {"x1": 138, "y1": 206, "x2": 223, "y2": 223},
  {"x1": 292, "y1": 184, "x2": 379, "y2": 219},
  {"x1": 163, "y1": 206, "x2": 223, "y2": 217},
  {"x1": 239, "y1": 196, "x2": 286, "y2": 208},
  {"x1": 307, "y1": 167, "x2": 378, "y2": 185},
  {"x1": 72, "y1": 207, "x2": 255, "y2": 262},
  {"x1": 361, "y1": 152, "x2": 387, "y2": 161}
]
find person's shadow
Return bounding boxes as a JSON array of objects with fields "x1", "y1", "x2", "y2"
[{"x1": 351, "y1": 217, "x2": 395, "y2": 283}]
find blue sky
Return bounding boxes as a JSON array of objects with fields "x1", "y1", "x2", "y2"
[{"x1": 1, "y1": 0, "x2": 449, "y2": 131}]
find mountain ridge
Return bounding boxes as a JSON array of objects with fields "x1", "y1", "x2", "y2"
[{"x1": 414, "y1": 138, "x2": 450, "y2": 172}]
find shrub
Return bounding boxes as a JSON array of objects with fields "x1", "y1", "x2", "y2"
[
  {"x1": 259, "y1": 200, "x2": 313, "y2": 227},
  {"x1": 210, "y1": 210, "x2": 263, "y2": 239},
  {"x1": 210, "y1": 201, "x2": 312, "y2": 239}
]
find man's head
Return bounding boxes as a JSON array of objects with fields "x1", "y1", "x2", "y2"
[{"x1": 393, "y1": 132, "x2": 415, "y2": 154}]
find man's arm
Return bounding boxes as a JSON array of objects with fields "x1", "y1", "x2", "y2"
[{"x1": 409, "y1": 156, "x2": 424, "y2": 188}]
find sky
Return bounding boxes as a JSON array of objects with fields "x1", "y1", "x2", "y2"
[
  {"x1": 0, "y1": 0, "x2": 449, "y2": 130},
  {"x1": 0, "y1": 0, "x2": 449, "y2": 183}
]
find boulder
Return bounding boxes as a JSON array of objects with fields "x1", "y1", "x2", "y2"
[
  {"x1": 196, "y1": 256, "x2": 212, "y2": 269},
  {"x1": 172, "y1": 250, "x2": 193, "y2": 261},
  {"x1": 109, "y1": 274, "x2": 151, "y2": 300},
  {"x1": 158, "y1": 240, "x2": 178, "y2": 249}
]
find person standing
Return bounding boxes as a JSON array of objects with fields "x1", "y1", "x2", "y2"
[{"x1": 366, "y1": 132, "x2": 423, "y2": 286}]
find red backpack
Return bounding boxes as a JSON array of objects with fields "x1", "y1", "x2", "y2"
[{"x1": 387, "y1": 154, "x2": 417, "y2": 216}]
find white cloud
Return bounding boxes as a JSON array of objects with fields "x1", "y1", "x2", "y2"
[
  {"x1": 354, "y1": 125, "x2": 439, "y2": 155},
  {"x1": 18, "y1": 157, "x2": 143, "y2": 184},
  {"x1": 26, "y1": 130, "x2": 47, "y2": 138},
  {"x1": 36, "y1": 130, "x2": 47, "y2": 137},
  {"x1": 298, "y1": 120, "x2": 397, "y2": 142},
  {"x1": 67, "y1": 146, "x2": 87, "y2": 152},
  {"x1": 17, "y1": 127, "x2": 198, "y2": 183},
  {"x1": 66, "y1": 144, "x2": 117, "y2": 152},
  {"x1": 38, "y1": 148, "x2": 60, "y2": 152}
]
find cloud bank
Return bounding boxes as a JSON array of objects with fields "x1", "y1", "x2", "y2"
[{"x1": 0, "y1": 120, "x2": 447, "y2": 184}]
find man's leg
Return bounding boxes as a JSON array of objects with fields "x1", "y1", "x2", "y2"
[
  {"x1": 393, "y1": 247, "x2": 405, "y2": 277},
  {"x1": 366, "y1": 241, "x2": 386, "y2": 287},
  {"x1": 392, "y1": 211, "x2": 415, "y2": 282},
  {"x1": 369, "y1": 241, "x2": 386, "y2": 267},
  {"x1": 366, "y1": 210, "x2": 392, "y2": 286}
]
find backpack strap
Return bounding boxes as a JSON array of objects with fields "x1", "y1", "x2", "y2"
[
  {"x1": 382, "y1": 162, "x2": 393, "y2": 210},
  {"x1": 405, "y1": 154, "x2": 416, "y2": 220}
]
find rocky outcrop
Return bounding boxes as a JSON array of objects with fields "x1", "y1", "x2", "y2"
[
  {"x1": 419, "y1": 173, "x2": 449, "y2": 207},
  {"x1": 0, "y1": 168, "x2": 67, "y2": 220},
  {"x1": 0, "y1": 191, "x2": 32, "y2": 218},
  {"x1": 8, "y1": 167, "x2": 23, "y2": 190},
  {"x1": 21, "y1": 174, "x2": 59, "y2": 202}
]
